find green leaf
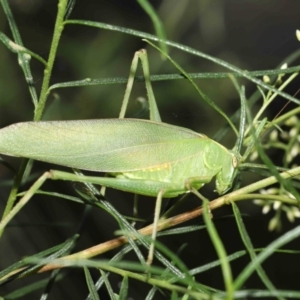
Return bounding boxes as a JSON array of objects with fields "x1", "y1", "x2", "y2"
[
  {"x1": 232, "y1": 202, "x2": 283, "y2": 300},
  {"x1": 118, "y1": 276, "x2": 128, "y2": 300},
  {"x1": 84, "y1": 267, "x2": 100, "y2": 300},
  {"x1": 234, "y1": 224, "x2": 300, "y2": 289}
]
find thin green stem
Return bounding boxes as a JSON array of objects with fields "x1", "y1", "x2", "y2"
[
  {"x1": 45, "y1": 259, "x2": 208, "y2": 299},
  {"x1": 47, "y1": 65, "x2": 300, "y2": 92},
  {"x1": 34, "y1": 0, "x2": 68, "y2": 121},
  {"x1": 0, "y1": 172, "x2": 50, "y2": 233},
  {"x1": 231, "y1": 203, "x2": 283, "y2": 300},
  {"x1": 145, "y1": 39, "x2": 238, "y2": 136},
  {"x1": 268, "y1": 106, "x2": 300, "y2": 128},
  {"x1": 0, "y1": 32, "x2": 47, "y2": 66},
  {"x1": 0, "y1": 0, "x2": 68, "y2": 238},
  {"x1": 230, "y1": 193, "x2": 298, "y2": 206},
  {"x1": 0, "y1": 158, "x2": 29, "y2": 237},
  {"x1": 234, "y1": 225, "x2": 300, "y2": 290},
  {"x1": 64, "y1": 20, "x2": 300, "y2": 106},
  {"x1": 137, "y1": 0, "x2": 168, "y2": 55},
  {"x1": 200, "y1": 195, "x2": 233, "y2": 299},
  {"x1": 244, "y1": 72, "x2": 298, "y2": 137},
  {"x1": 0, "y1": 0, "x2": 38, "y2": 105}
]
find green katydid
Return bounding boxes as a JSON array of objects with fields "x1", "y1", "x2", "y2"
[{"x1": 0, "y1": 49, "x2": 243, "y2": 266}]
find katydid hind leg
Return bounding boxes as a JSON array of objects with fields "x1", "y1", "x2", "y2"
[
  {"x1": 138, "y1": 49, "x2": 161, "y2": 122},
  {"x1": 119, "y1": 51, "x2": 140, "y2": 119},
  {"x1": 119, "y1": 49, "x2": 161, "y2": 122}
]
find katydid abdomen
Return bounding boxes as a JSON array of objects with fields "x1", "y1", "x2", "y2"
[{"x1": 0, "y1": 118, "x2": 239, "y2": 196}]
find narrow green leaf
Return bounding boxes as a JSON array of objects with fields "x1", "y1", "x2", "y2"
[
  {"x1": 234, "y1": 225, "x2": 300, "y2": 289},
  {"x1": 3, "y1": 275, "x2": 64, "y2": 299},
  {"x1": 137, "y1": 0, "x2": 168, "y2": 54},
  {"x1": 157, "y1": 225, "x2": 206, "y2": 236},
  {"x1": 64, "y1": 20, "x2": 300, "y2": 106},
  {"x1": 84, "y1": 267, "x2": 100, "y2": 300},
  {"x1": 189, "y1": 249, "x2": 248, "y2": 276},
  {"x1": 245, "y1": 101, "x2": 300, "y2": 201},
  {"x1": 202, "y1": 199, "x2": 234, "y2": 298},
  {"x1": 232, "y1": 202, "x2": 284, "y2": 300},
  {"x1": 0, "y1": 32, "x2": 47, "y2": 65},
  {"x1": 0, "y1": 235, "x2": 78, "y2": 284},
  {"x1": 118, "y1": 276, "x2": 128, "y2": 300},
  {"x1": 48, "y1": 66, "x2": 300, "y2": 92},
  {"x1": 65, "y1": 0, "x2": 76, "y2": 20},
  {"x1": 144, "y1": 39, "x2": 239, "y2": 136},
  {"x1": 171, "y1": 290, "x2": 179, "y2": 300},
  {"x1": 0, "y1": 0, "x2": 38, "y2": 105},
  {"x1": 17, "y1": 190, "x2": 86, "y2": 204},
  {"x1": 100, "y1": 269, "x2": 117, "y2": 300}
]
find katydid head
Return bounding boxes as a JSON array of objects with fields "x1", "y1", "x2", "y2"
[
  {"x1": 203, "y1": 141, "x2": 241, "y2": 195},
  {"x1": 214, "y1": 87, "x2": 245, "y2": 194},
  {"x1": 215, "y1": 150, "x2": 241, "y2": 194}
]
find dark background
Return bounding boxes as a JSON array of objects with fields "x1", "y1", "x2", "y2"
[{"x1": 0, "y1": 0, "x2": 300, "y2": 299}]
